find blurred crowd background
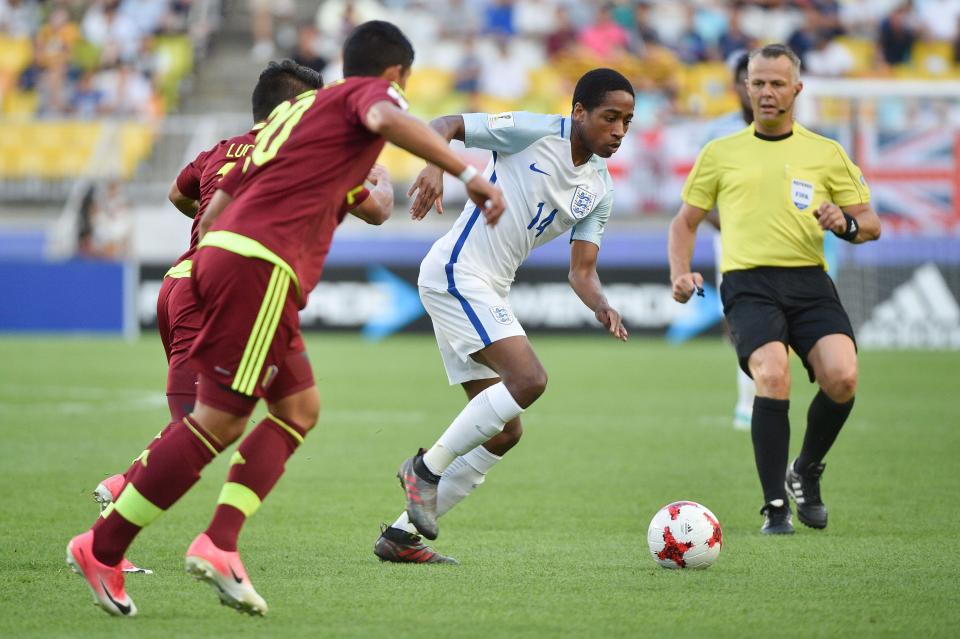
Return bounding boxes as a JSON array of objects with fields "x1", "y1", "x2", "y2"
[{"x1": 1, "y1": 0, "x2": 959, "y2": 255}]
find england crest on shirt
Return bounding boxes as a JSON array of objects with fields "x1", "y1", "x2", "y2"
[
  {"x1": 791, "y1": 178, "x2": 814, "y2": 210},
  {"x1": 489, "y1": 305, "x2": 515, "y2": 325},
  {"x1": 571, "y1": 186, "x2": 597, "y2": 219}
]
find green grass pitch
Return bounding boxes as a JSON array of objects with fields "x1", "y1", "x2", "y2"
[{"x1": 0, "y1": 334, "x2": 957, "y2": 638}]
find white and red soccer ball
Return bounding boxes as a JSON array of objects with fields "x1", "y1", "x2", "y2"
[{"x1": 647, "y1": 501, "x2": 723, "y2": 569}]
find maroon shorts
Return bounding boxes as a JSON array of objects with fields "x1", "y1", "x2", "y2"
[
  {"x1": 188, "y1": 247, "x2": 314, "y2": 408},
  {"x1": 156, "y1": 275, "x2": 202, "y2": 398}
]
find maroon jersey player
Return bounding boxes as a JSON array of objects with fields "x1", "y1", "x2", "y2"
[
  {"x1": 89, "y1": 60, "x2": 393, "y2": 576},
  {"x1": 67, "y1": 21, "x2": 503, "y2": 619}
]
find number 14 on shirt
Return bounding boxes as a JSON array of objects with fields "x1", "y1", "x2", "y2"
[{"x1": 527, "y1": 202, "x2": 557, "y2": 237}]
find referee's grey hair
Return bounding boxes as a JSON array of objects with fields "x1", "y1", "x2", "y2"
[{"x1": 748, "y1": 43, "x2": 802, "y2": 80}]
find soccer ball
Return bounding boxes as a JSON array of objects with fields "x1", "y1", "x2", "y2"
[{"x1": 647, "y1": 501, "x2": 723, "y2": 569}]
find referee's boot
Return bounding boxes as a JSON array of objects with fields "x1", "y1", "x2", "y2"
[
  {"x1": 760, "y1": 500, "x2": 795, "y2": 535},
  {"x1": 786, "y1": 459, "x2": 828, "y2": 529}
]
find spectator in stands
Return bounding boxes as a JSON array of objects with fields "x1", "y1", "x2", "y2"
[
  {"x1": 579, "y1": 4, "x2": 630, "y2": 61},
  {"x1": 96, "y1": 61, "x2": 154, "y2": 118},
  {"x1": 0, "y1": 0, "x2": 40, "y2": 38},
  {"x1": 787, "y1": 7, "x2": 822, "y2": 66},
  {"x1": 436, "y1": 0, "x2": 482, "y2": 39},
  {"x1": 82, "y1": 0, "x2": 141, "y2": 62},
  {"x1": 719, "y1": 4, "x2": 752, "y2": 59},
  {"x1": 36, "y1": 57, "x2": 71, "y2": 115},
  {"x1": 34, "y1": 6, "x2": 80, "y2": 70},
  {"x1": 291, "y1": 23, "x2": 328, "y2": 76},
  {"x1": 514, "y1": 0, "x2": 558, "y2": 39},
  {"x1": 914, "y1": 0, "x2": 960, "y2": 41},
  {"x1": 77, "y1": 180, "x2": 131, "y2": 259},
  {"x1": 954, "y1": 15, "x2": 960, "y2": 62},
  {"x1": 120, "y1": 0, "x2": 168, "y2": 38},
  {"x1": 485, "y1": 0, "x2": 515, "y2": 37},
  {"x1": 69, "y1": 70, "x2": 105, "y2": 118},
  {"x1": 544, "y1": 5, "x2": 576, "y2": 59},
  {"x1": 673, "y1": 4, "x2": 710, "y2": 64},
  {"x1": 805, "y1": 32, "x2": 855, "y2": 76},
  {"x1": 453, "y1": 35, "x2": 482, "y2": 94},
  {"x1": 479, "y1": 35, "x2": 528, "y2": 101},
  {"x1": 633, "y1": 1, "x2": 660, "y2": 48},
  {"x1": 878, "y1": 2, "x2": 918, "y2": 66}
]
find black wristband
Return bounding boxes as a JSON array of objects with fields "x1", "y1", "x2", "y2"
[{"x1": 832, "y1": 212, "x2": 859, "y2": 242}]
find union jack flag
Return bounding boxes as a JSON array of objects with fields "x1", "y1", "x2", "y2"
[{"x1": 853, "y1": 126, "x2": 960, "y2": 233}]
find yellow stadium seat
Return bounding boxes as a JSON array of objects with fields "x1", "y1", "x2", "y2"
[
  {"x1": 910, "y1": 41, "x2": 956, "y2": 77},
  {"x1": 2, "y1": 88, "x2": 39, "y2": 116},
  {"x1": 0, "y1": 36, "x2": 32, "y2": 75},
  {"x1": 407, "y1": 67, "x2": 453, "y2": 103},
  {"x1": 834, "y1": 37, "x2": 877, "y2": 76},
  {"x1": 681, "y1": 62, "x2": 738, "y2": 117}
]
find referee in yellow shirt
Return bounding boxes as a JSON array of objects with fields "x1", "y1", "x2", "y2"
[{"x1": 668, "y1": 44, "x2": 881, "y2": 535}]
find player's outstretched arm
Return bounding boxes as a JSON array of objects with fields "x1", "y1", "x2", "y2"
[
  {"x1": 668, "y1": 202, "x2": 709, "y2": 303},
  {"x1": 168, "y1": 180, "x2": 199, "y2": 219},
  {"x1": 406, "y1": 115, "x2": 466, "y2": 218},
  {"x1": 351, "y1": 164, "x2": 393, "y2": 225},
  {"x1": 364, "y1": 101, "x2": 504, "y2": 225},
  {"x1": 198, "y1": 189, "x2": 232, "y2": 241},
  {"x1": 813, "y1": 201, "x2": 881, "y2": 244},
  {"x1": 569, "y1": 240, "x2": 628, "y2": 341}
]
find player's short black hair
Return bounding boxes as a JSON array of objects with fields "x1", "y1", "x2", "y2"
[
  {"x1": 251, "y1": 59, "x2": 323, "y2": 122},
  {"x1": 342, "y1": 20, "x2": 415, "y2": 78},
  {"x1": 572, "y1": 68, "x2": 635, "y2": 112}
]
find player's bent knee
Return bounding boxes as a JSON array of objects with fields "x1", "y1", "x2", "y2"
[{"x1": 506, "y1": 368, "x2": 547, "y2": 407}]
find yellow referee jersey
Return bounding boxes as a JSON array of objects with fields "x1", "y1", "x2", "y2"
[{"x1": 682, "y1": 122, "x2": 870, "y2": 273}]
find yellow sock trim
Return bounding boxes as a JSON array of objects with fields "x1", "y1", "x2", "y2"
[
  {"x1": 217, "y1": 482, "x2": 262, "y2": 517},
  {"x1": 182, "y1": 417, "x2": 219, "y2": 456},
  {"x1": 113, "y1": 484, "x2": 163, "y2": 528},
  {"x1": 267, "y1": 413, "x2": 304, "y2": 445},
  {"x1": 100, "y1": 503, "x2": 115, "y2": 520},
  {"x1": 229, "y1": 450, "x2": 246, "y2": 466}
]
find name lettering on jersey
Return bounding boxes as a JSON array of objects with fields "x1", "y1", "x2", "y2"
[
  {"x1": 489, "y1": 305, "x2": 515, "y2": 325},
  {"x1": 487, "y1": 112, "x2": 515, "y2": 130},
  {"x1": 790, "y1": 178, "x2": 814, "y2": 210},
  {"x1": 571, "y1": 186, "x2": 598, "y2": 219},
  {"x1": 225, "y1": 143, "x2": 254, "y2": 159}
]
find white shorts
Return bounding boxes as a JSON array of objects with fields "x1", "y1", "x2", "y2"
[{"x1": 419, "y1": 280, "x2": 526, "y2": 385}]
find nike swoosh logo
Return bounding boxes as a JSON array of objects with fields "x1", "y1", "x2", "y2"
[
  {"x1": 230, "y1": 565, "x2": 243, "y2": 584},
  {"x1": 529, "y1": 162, "x2": 550, "y2": 176},
  {"x1": 99, "y1": 577, "x2": 132, "y2": 615}
]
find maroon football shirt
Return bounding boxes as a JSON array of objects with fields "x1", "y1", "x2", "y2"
[
  {"x1": 173, "y1": 125, "x2": 260, "y2": 264},
  {"x1": 213, "y1": 76, "x2": 403, "y2": 306}
]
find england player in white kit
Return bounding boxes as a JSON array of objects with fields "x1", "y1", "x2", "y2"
[{"x1": 374, "y1": 69, "x2": 636, "y2": 563}]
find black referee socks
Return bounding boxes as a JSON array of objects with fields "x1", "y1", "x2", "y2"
[
  {"x1": 796, "y1": 391, "x2": 855, "y2": 472},
  {"x1": 752, "y1": 397, "x2": 791, "y2": 505}
]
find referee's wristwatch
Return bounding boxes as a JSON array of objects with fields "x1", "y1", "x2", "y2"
[{"x1": 834, "y1": 213, "x2": 859, "y2": 242}]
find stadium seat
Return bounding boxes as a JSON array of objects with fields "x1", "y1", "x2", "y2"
[
  {"x1": 909, "y1": 41, "x2": 957, "y2": 77},
  {"x1": 834, "y1": 37, "x2": 878, "y2": 76},
  {"x1": 0, "y1": 36, "x2": 32, "y2": 75},
  {"x1": 154, "y1": 35, "x2": 194, "y2": 109}
]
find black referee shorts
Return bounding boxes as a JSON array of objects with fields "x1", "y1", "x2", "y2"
[{"x1": 719, "y1": 266, "x2": 856, "y2": 382}]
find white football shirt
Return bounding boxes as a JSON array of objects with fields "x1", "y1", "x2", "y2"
[{"x1": 418, "y1": 111, "x2": 615, "y2": 296}]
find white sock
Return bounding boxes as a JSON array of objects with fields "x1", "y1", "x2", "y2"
[
  {"x1": 421, "y1": 382, "x2": 522, "y2": 476},
  {"x1": 736, "y1": 367, "x2": 756, "y2": 413},
  {"x1": 391, "y1": 445, "x2": 504, "y2": 534}
]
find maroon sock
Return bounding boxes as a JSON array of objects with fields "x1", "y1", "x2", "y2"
[
  {"x1": 93, "y1": 416, "x2": 224, "y2": 566},
  {"x1": 121, "y1": 421, "x2": 178, "y2": 484},
  {"x1": 205, "y1": 415, "x2": 306, "y2": 551}
]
